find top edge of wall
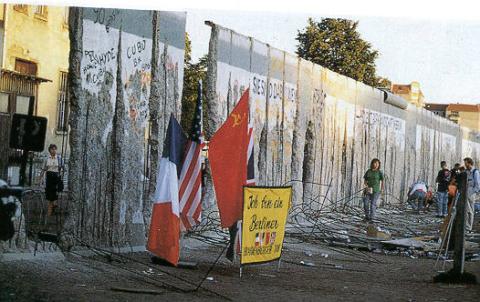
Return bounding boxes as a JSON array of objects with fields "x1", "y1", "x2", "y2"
[{"x1": 204, "y1": 20, "x2": 480, "y2": 138}]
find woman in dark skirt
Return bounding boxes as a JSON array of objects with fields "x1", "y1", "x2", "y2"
[{"x1": 39, "y1": 144, "x2": 63, "y2": 216}]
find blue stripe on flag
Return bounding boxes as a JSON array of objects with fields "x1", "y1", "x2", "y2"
[{"x1": 162, "y1": 114, "x2": 188, "y2": 177}]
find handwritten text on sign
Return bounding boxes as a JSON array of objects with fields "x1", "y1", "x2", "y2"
[{"x1": 241, "y1": 187, "x2": 291, "y2": 264}]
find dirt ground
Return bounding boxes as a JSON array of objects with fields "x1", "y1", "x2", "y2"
[
  {"x1": 1, "y1": 237, "x2": 480, "y2": 302},
  {"x1": 2, "y1": 201, "x2": 480, "y2": 302}
]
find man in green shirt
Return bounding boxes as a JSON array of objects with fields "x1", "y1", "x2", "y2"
[{"x1": 363, "y1": 158, "x2": 384, "y2": 222}]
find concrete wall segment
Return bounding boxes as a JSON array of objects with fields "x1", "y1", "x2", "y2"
[{"x1": 205, "y1": 21, "x2": 480, "y2": 211}]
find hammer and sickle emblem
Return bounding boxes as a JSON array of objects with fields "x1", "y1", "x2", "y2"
[{"x1": 232, "y1": 113, "x2": 244, "y2": 127}]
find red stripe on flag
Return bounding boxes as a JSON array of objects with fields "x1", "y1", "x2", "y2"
[
  {"x1": 179, "y1": 141, "x2": 203, "y2": 231},
  {"x1": 180, "y1": 171, "x2": 202, "y2": 230},
  {"x1": 147, "y1": 203, "x2": 180, "y2": 266},
  {"x1": 181, "y1": 185, "x2": 202, "y2": 231},
  {"x1": 179, "y1": 146, "x2": 200, "y2": 205},
  {"x1": 179, "y1": 142, "x2": 196, "y2": 194}
]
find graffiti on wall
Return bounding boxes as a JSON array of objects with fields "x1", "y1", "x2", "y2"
[
  {"x1": 81, "y1": 19, "x2": 119, "y2": 102},
  {"x1": 206, "y1": 21, "x2": 480, "y2": 210},
  {"x1": 69, "y1": 8, "x2": 186, "y2": 246},
  {"x1": 122, "y1": 33, "x2": 152, "y2": 135}
]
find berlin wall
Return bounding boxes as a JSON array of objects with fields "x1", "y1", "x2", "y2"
[
  {"x1": 67, "y1": 7, "x2": 186, "y2": 247},
  {"x1": 204, "y1": 22, "x2": 480, "y2": 210}
]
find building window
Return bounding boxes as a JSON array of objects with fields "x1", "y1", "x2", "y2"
[
  {"x1": 56, "y1": 71, "x2": 69, "y2": 132},
  {"x1": 0, "y1": 92, "x2": 9, "y2": 113},
  {"x1": 15, "y1": 95, "x2": 30, "y2": 114},
  {"x1": 13, "y1": 5, "x2": 28, "y2": 14},
  {"x1": 34, "y1": 5, "x2": 48, "y2": 20},
  {"x1": 14, "y1": 58, "x2": 37, "y2": 76}
]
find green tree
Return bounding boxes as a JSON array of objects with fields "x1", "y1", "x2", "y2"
[
  {"x1": 296, "y1": 18, "x2": 389, "y2": 87},
  {"x1": 181, "y1": 33, "x2": 208, "y2": 133}
]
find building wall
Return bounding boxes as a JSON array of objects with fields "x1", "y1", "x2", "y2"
[
  {"x1": 449, "y1": 110, "x2": 480, "y2": 131},
  {"x1": 392, "y1": 82, "x2": 425, "y2": 107},
  {"x1": 205, "y1": 23, "x2": 480, "y2": 211},
  {"x1": 3, "y1": 4, "x2": 69, "y2": 150},
  {"x1": 0, "y1": 4, "x2": 5, "y2": 67}
]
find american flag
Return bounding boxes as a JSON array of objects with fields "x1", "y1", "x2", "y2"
[{"x1": 179, "y1": 81, "x2": 205, "y2": 231}]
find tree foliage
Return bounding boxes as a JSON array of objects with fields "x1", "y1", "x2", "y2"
[
  {"x1": 181, "y1": 33, "x2": 208, "y2": 132},
  {"x1": 296, "y1": 18, "x2": 390, "y2": 88}
]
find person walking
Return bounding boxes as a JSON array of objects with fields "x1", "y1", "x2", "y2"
[
  {"x1": 39, "y1": 144, "x2": 63, "y2": 216},
  {"x1": 363, "y1": 158, "x2": 384, "y2": 222},
  {"x1": 463, "y1": 157, "x2": 479, "y2": 232},
  {"x1": 436, "y1": 161, "x2": 451, "y2": 218}
]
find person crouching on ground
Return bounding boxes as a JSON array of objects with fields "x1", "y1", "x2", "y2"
[
  {"x1": 39, "y1": 144, "x2": 63, "y2": 216},
  {"x1": 435, "y1": 161, "x2": 451, "y2": 218},
  {"x1": 407, "y1": 180, "x2": 428, "y2": 213},
  {"x1": 363, "y1": 158, "x2": 384, "y2": 222},
  {"x1": 463, "y1": 157, "x2": 480, "y2": 233}
]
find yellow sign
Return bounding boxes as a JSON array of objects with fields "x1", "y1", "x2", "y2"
[{"x1": 241, "y1": 186, "x2": 291, "y2": 265}]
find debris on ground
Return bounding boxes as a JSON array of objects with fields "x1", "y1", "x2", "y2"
[
  {"x1": 110, "y1": 286, "x2": 164, "y2": 295},
  {"x1": 300, "y1": 260, "x2": 315, "y2": 267}
]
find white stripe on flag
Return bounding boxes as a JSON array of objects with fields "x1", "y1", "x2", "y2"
[
  {"x1": 180, "y1": 186, "x2": 201, "y2": 230},
  {"x1": 179, "y1": 142, "x2": 195, "y2": 185},
  {"x1": 186, "y1": 214, "x2": 196, "y2": 230},
  {"x1": 154, "y1": 158, "x2": 180, "y2": 216},
  {"x1": 179, "y1": 150, "x2": 201, "y2": 211},
  {"x1": 186, "y1": 185, "x2": 202, "y2": 221}
]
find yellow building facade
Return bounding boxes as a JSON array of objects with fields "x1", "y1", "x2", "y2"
[
  {"x1": 1, "y1": 3, "x2": 70, "y2": 151},
  {"x1": 446, "y1": 104, "x2": 480, "y2": 131},
  {"x1": 391, "y1": 81, "x2": 425, "y2": 107}
]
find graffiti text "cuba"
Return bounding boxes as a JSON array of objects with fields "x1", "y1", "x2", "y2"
[{"x1": 127, "y1": 40, "x2": 147, "y2": 59}]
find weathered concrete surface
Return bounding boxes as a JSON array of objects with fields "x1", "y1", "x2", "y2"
[
  {"x1": 204, "y1": 22, "x2": 480, "y2": 209},
  {"x1": 66, "y1": 7, "x2": 186, "y2": 247}
]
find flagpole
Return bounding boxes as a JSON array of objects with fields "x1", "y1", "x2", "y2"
[
  {"x1": 195, "y1": 241, "x2": 230, "y2": 291},
  {"x1": 198, "y1": 80, "x2": 203, "y2": 133}
]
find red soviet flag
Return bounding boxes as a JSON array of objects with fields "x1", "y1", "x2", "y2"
[{"x1": 209, "y1": 89, "x2": 250, "y2": 228}]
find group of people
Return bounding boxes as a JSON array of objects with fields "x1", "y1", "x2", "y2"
[
  {"x1": 38, "y1": 143, "x2": 478, "y2": 233},
  {"x1": 406, "y1": 161, "x2": 458, "y2": 217},
  {"x1": 362, "y1": 157, "x2": 478, "y2": 233}
]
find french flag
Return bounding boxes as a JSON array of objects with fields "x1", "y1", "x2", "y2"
[{"x1": 147, "y1": 114, "x2": 187, "y2": 266}]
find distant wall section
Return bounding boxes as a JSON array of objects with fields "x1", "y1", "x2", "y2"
[{"x1": 205, "y1": 22, "x2": 480, "y2": 210}]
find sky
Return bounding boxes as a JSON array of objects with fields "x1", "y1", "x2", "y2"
[
  {"x1": 10, "y1": 0, "x2": 480, "y2": 104},
  {"x1": 186, "y1": 9, "x2": 480, "y2": 104}
]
